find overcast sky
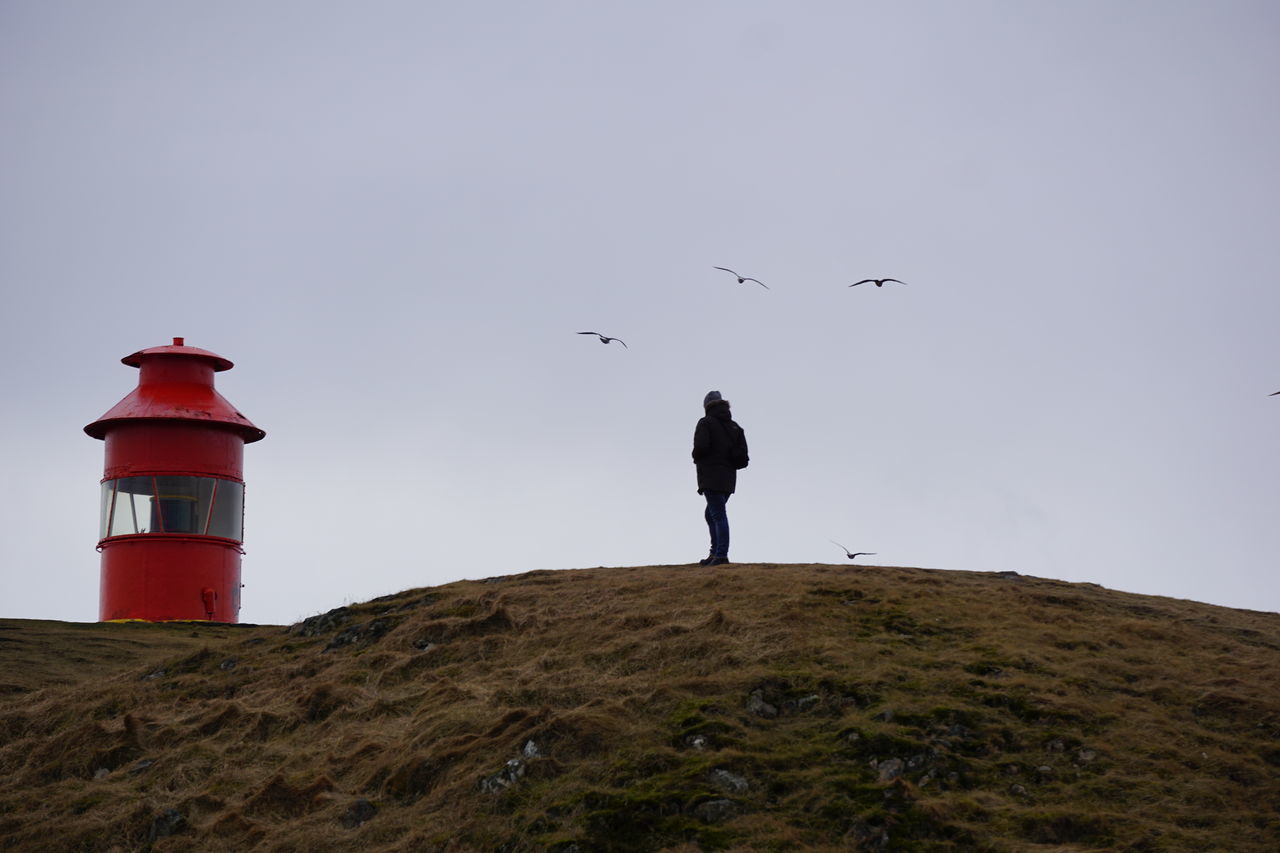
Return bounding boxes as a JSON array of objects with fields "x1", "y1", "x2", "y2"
[{"x1": 2, "y1": 1, "x2": 1277, "y2": 625}]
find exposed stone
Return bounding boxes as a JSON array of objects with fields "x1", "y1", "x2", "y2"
[
  {"x1": 522, "y1": 739, "x2": 543, "y2": 759},
  {"x1": 796, "y1": 694, "x2": 821, "y2": 711},
  {"x1": 128, "y1": 759, "x2": 155, "y2": 775},
  {"x1": 1009, "y1": 784, "x2": 1028, "y2": 797},
  {"x1": 339, "y1": 798, "x2": 377, "y2": 829},
  {"x1": 291, "y1": 606, "x2": 352, "y2": 637},
  {"x1": 326, "y1": 618, "x2": 393, "y2": 651},
  {"x1": 874, "y1": 709, "x2": 894, "y2": 723},
  {"x1": 847, "y1": 818, "x2": 889, "y2": 849},
  {"x1": 694, "y1": 798, "x2": 739, "y2": 824},
  {"x1": 142, "y1": 669, "x2": 166, "y2": 681},
  {"x1": 686, "y1": 734, "x2": 709, "y2": 750},
  {"x1": 93, "y1": 767, "x2": 110, "y2": 780},
  {"x1": 746, "y1": 690, "x2": 777, "y2": 718},
  {"x1": 1077, "y1": 748, "x2": 1097, "y2": 763},
  {"x1": 219, "y1": 657, "x2": 238, "y2": 670},
  {"x1": 708, "y1": 768, "x2": 749, "y2": 794},
  {"x1": 876, "y1": 758, "x2": 904, "y2": 782},
  {"x1": 479, "y1": 759, "x2": 526, "y2": 793},
  {"x1": 147, "y1": 808, "x2": 187, "y2": 841}
]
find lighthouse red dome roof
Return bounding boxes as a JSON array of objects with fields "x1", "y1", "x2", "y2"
[{"x1": 84, "y1": 337, "x2": 265, "y2": 443}]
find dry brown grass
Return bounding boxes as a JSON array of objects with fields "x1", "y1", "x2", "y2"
[{"x1": 1, "y1": 563, "x2": 1277, "y2": 852}]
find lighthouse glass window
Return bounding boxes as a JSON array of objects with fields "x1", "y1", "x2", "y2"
[{"x1": 100, "y1": 476, "x2": 245, "y2": 541}]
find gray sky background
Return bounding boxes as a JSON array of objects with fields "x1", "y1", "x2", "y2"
[{"x1": 2, "y1": 1, "x2": 1277, "y2": 625}]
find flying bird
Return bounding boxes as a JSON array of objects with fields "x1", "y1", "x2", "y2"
[
  {"x1": 577, "y1": 331, "x2": 628, "y2": 348},
  {"x1": 848, "y1": 278, "x2": 907, "y2": 288},
  {"x1": 830, "y1": 540, "x2": 876, "y2": 560},
  {"x1": 713, "y1": 266, "x2": 769, "y2": 289},
  {"x1": 1271, "y1": 391, "x2": 1280, "y2": 396}
]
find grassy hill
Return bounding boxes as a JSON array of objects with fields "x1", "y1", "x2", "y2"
[{"x1": 1, "y1": 563, "x2": 1278, "y2": 852}]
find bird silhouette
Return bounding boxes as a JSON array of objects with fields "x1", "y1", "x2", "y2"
[
  {"x1": 577, "y1": 331, "x2": 628, "y2": 348},
  {"x1": 713, "y1": 266, "x2": 769, "y2": 289},
  {"x1": 1271, "y1": 391, "x2": 1280, "y2": 396},
  {"x1": 849, "y1": 278, "x2": 906, "y2": 288},
  {"x1": 830, "y1": 540, "x2": 876, "y2": 560}
]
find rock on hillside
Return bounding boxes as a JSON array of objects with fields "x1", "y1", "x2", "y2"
[{"x1": 1, "y1": 563, "x2": 1278, "y2": 852}]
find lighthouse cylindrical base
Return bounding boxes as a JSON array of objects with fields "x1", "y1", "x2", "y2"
[{"x1": 99, "y1": 536, "x2": 242, "y2": 622}]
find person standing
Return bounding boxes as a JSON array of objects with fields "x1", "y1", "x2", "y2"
[{"x1": 692, "y1": 390, "x2": 749, "y2": 566}]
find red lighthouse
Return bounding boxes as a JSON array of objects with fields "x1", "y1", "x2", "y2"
[{"x1": 85, "y1": 338, "x2": 265, "y2": 622}]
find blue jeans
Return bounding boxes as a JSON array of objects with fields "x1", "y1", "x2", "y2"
[{"x1": 703, "y1": 491, "x2": 731, "y2": 558}]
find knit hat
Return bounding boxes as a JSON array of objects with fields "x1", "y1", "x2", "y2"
[{"x1": 703, "y1": 390, "x2": 729, "y2": 409}]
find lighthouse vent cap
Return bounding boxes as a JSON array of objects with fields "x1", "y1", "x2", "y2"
[{"x1": 121, "y1": 338, "x2": 234, "y2": 371}]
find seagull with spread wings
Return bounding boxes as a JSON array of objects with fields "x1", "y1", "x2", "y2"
[
  {"x1": 576, "y1": 332, "x2": 628, "y2": 348},
  {"x1": 831, "y1": 540, "x2": 876, "y2": 560},
  {"x1": 848, "y1": 278, "x2": 907, "y2": 288},
  {"x1": 713, "y1": 266, "x2": 769, "y2": 289}
]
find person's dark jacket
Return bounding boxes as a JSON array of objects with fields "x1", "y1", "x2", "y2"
[{"x1": 692, "y1": 402, "x2": 747, "y2": 494}]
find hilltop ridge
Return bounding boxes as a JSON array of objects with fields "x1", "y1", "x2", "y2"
[{"x1": 1, "y1": 563, "x2": 1278, "y2": 851}]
